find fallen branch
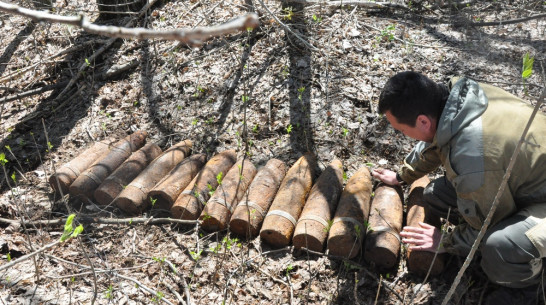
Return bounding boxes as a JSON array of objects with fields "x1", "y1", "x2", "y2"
[
  {"x1": 0, "y1": 39, "x2": 109, "y2": 85},
  {"x1": 0, "y1": 82, "x2": 68, "y2": 104},
  {"x1": 0, "y1": 240, "x2": 59, "y2": 272},
  {"x1": 456, "y1": 13, "x2": 546, "y2": 27},
  {"x1": 0, "y1": 216, "x2": 200, "y2": 227},
  {"x1": 286, "y1": 0, "x2": 408, "y2": 9},
  {"x1": 0, "y1": 1, "x2": 259, "y2": 45}
]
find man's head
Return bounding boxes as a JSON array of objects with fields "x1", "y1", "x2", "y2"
[{"x1": 378, "y1": 71, "x2": 449, "y2": 142}]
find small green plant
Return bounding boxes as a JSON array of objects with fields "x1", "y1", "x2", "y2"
[
  {"x1": 343, "y1": 171, "x2": 348, "y2": 182},
  {"x1": 60, "y1": 214, "x2": 84, "y2": 242},
  {"x1": 216, "y1": 172, "x2": 223, "y2": 185},
  {"x1": 342, "y1": 127, "x2": 349, "y2": 137},
  {"x1": 190, "y1": 249, "x2": 203, "y2": 261},
  {"x1": 297, "y1": 87, "x2": 305, "y2": 100},
  {"x1": 222, "y1": 236, "x2": 241, "y2": 250},
  {"x1": 285, "y1": 264, "x2": 294, "y2": 277},
  {"x1": 105, "y1": 285, "x2": 113, "y2": 299},
  {"x1": 241, "y1": 95, "x2": 249, "y2": 103},
  {"x1": 85, "y1": 58, "x2": 91, "y2": 67},
  {"x1": 354, "y1": 224, "x2": 362, "y2": 239},
  {"x1": 10, "y1": 172, "x2": 16, "y2": 184},
  {"x1": 311, "y1": 14, "x2": 322, "y2": 23},
  {"x1": 6, "y1": 253, "x2": 11, "y2": 262},
  {"x1": 343, "y1": 260, "x2": 361, "y2": 272},
  {"x1": 281, "y1": 66, "x2": 290, "y2": 77},
  {"x1": 152, "y1": 257, "x2": 165, "y2": 264},
  {"x1": 151, "y1": 291, "x2": 164, "y2": 303},
  {"x1": 0, "y1": 153, "x2": 7, "y2": 166},
  {"x1": 323, "y1": 219, "x2": 334, "y2": 233},
  {"x1": 282, "y1": 7, "x2": 294, "y2": 21},
  {"x1": 286, "y1": 124, "x2": 293, "y2": 134},
  {"x1": 377, "y1": 24, "x2": 396, "y2": 42},
  {"x1": 207, "y1": 183, "x2": 215, "y2": 196},
  {"x1": 365, "y1": 162, "x2": 375, "y2": 167},
  {"x1": 202, "y1": 212, "x2": 211, "y2": 221},
  {"x1": 252, "y1": 124, "x2": 259, "y2": 133},
  {"x1": 150, "y1": 197, "x2": 157, "y2": 207},
  {"x1": 46, "y1": 141, "x2": 53, "y2": 153},
  {"x1": 522, "y1": 53, "x2": 534, "y2": 95}
]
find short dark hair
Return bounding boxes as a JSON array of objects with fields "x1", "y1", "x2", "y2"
[{"x1": 378, "y1": 71, "x2": 449, "y2": 126}]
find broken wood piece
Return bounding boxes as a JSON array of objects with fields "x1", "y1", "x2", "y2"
[
  {"x1": 260, "y1": 154, "x2": 316, "y2": 248},
  {"x1": 200, "y1": 159, "x2": 257, "y2": 232},
  {"x1": 293, "y1": 159, "x2": 343, "y2": 252},
  {"x1": 170, "y1": 150, "x2": 237, "y2": 220},
  {"x1": 114, "y1": 140, "x2": 192, "y2": 215},
  {"x1": 326, "y1": 167, "x2": 373, "y2": 258},
  {"x1": 148, "y1": 153, "x2": 207, "y2": 212},
  {"x1": 230, "y1": 159, "x2": 287, "y2": 237},
  {"x1": 94, "y1": 142, "x2": 162, "y2": 206},
  {"x1": 364, "y1": 183, "x2": 404, "y2": 269},
  {"x1": 406, "y1": 176, "x2": 446, "y2": 276},
  {"x1": 49, "y1": 138, "x2": 114, "y2": 195},
  {"x1": 69, "y1": 130, "x2": 148, "y2": 201}
]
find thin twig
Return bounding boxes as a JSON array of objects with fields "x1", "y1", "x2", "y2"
[
  {"x1": 113, "y1": 272, "x2": 175, "y2": 305},
  {"x1": 164, "y1": 259, "x2": 192, "y2": 305},
  {"x1": 0, "y1": 216, "x2": 200, "y2": 227},
  {"x1": 441, "y1": 74, "x2": 546, "y2": 305}
]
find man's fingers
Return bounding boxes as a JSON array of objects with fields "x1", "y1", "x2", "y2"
[
  {"x1": 402, "y1": 226, "x2": 424, "y2": 234},
  {"x1": 418, "y1": 222, "x2": 434, "y2": 229}
]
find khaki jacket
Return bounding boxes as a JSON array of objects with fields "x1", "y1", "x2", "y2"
[{"x1": 398, "y1": 77, "x2": 546, "y2": 255}]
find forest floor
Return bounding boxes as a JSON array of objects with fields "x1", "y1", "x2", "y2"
[{"x1": 0, "y1": 0, "x2": 545, "y2": 304}]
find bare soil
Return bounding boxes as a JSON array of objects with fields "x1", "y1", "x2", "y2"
[{"x1": 0, "y1": 0, "x2": 545, "y2": 304}]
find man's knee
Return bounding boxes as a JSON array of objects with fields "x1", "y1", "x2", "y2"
[{"x1": 481, "y1": 225, "x2": 542, "y2": 287}]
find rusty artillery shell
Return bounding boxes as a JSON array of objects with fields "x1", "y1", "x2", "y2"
[
  {"x1": 148, "y1": 153, "x2": 207, "y2": 212},
  {"x1": 200, "y1": 159, "x2": 257, "y2": 232},
  {"x1": 171, "y1": 150, "x2": 237, "y2": 220},
  {"x1": 114, "y1": 140, "x2": 192, "y2": 215},
  {"x1": 364, "y1": 184, "x2": 404, "y2": 269},
  {"x1": 94, "y1": 143, "x2": 162, "y2": 206},
  {"x1": 69, "y1": 131, "x2": 148, "y2": 201},
  {"x1": 326, "y1": 167, "x2": 373, "y2": 259},
  {"x1": 230, "y1": 159, "x2": 287, "y2": 237},
  {"x1": 293, "y1": 159, "x2": 343, "y2": 252},
  {"x1": 406, "y1": 176, "x2": 446, "y2": 276},
  {"x1": 260, "y1": 154, "x2": 316, "y2": 248},
  {"x1": 49, "y1": 139, "x2": 114, "y2": 195}
]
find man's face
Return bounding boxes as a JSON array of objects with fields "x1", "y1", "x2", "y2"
[{"x1": 385, "y1": 111, "x2": 436, "y2": 143}]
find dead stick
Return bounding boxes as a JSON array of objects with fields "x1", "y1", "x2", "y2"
[
  {"x1": 0, "y1": 2, "x2": 258, "y2": 44},
  {"x1": 0, "y1": 82, "x2": 68, "y2": 104},
  {"x1": 456, "y1": 13, "x2": 546, "y2": 27}
]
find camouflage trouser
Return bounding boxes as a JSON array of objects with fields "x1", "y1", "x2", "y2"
[{"x1": 423, "y1": 177, "x2": 546, "y2": 288}]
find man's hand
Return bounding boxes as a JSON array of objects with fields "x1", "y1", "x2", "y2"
[
  {"x1": 371, "y1": 168, "x2": 399, "y2": 185},
  {"x1": 400, "y1": 222, "x2": 446, "y2": 253}
]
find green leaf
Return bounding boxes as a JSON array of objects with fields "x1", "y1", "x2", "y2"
[
  {"x1": 522, "y1": 53, "x2": 534, "y2": 80},
  {"x1": 60, "y1": 214, "x2": 75, "y2": 242},
  {"x1": 0, "y1": 153, "x2": 7, "y2": 166},
  {"x1": 71, "y1": 224, "x2": 84, "y2": 238}
]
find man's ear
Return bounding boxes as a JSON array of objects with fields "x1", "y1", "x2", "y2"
[{"x1": 416, "y1": 114, "x2": 432, "y2": 131}]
